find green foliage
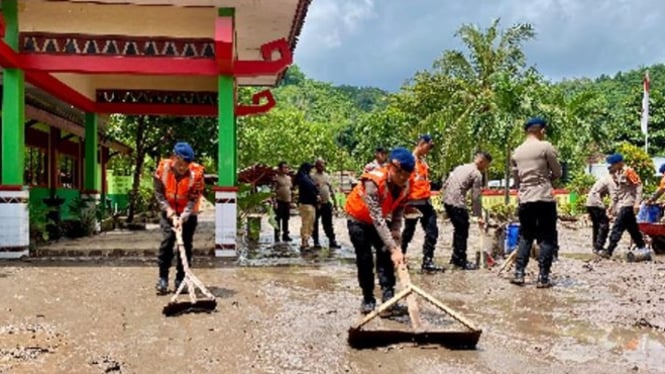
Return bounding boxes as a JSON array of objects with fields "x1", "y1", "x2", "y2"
[
  {"x1": 236, "y1": 184, "x2": 272, "y2": 230},
  {"x1": 67, "y1": 197, "x2": 106, "y2": 237},
  {"x1": 567, "y1": 171, "x2": 597, "y2": 195},
  {"x1": 558, "y1": 199, "x2": 586, "y2": 217},
  {"x1": 616, "y1": 142, "x2": 656, "y2": 187},
  {"x1": 28, "y1": 200, "x2": 50, "y2": 243},
  {"x1": 487, "y1": 203, "x2": 518, "y2": 223}
]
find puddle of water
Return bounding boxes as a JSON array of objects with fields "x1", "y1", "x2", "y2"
[
  {"x1": 619, "y1": 332, "x2": 665, "y2": 370},
  {"x1": 560, "y1": 253, "x2": 596, "y2": 262},
  {"x1": 238, "y1": 234, "x2": 356, "y2": 267}
]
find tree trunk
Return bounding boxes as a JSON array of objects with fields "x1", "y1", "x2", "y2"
[{"x1": 127, "y1": 116, "x2": 147, "y2": 223}]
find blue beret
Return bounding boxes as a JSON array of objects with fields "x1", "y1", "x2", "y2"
[
  {"x1": 524, "y1": 117, "x2": 547, "y2": 130},
  {"x1": 606, "y1": 153, "x2": 624, "y2": 165},
  {"x1": 390, "y1": 147, "x2": 415, "y2": 172},
  {"x1": 659, "y1": 163, "x2": 665, "y2": 174},
  {"x1": 173, "y1": 142, "x2": 195, "y2": 162},
  {"x1": 418, "y1": 134, "x2": 433, "y2": 143}
]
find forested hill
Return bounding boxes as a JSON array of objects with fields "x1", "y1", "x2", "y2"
[{"x1": 557, "y1": 63, "x2": 665, "y2": 154}]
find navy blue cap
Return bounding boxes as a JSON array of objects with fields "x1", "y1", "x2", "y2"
[
  {"x1": 606, "y1": 153, "x2": 624, "y2": 165},
  {"x1": 659, "y1": 163, "x2": 665, "y2": 174},
  {"x1": 173, "y1": 142, "x2": 195, "y2": 162},
  {"x1": 390, "y1": 147, "x2": 415, "y2": 172},
  {"x1": 524, "y1": 117, "x2": 547, "y2": 130},
  {"x1": 418, "y1": 134, "x2": 433, "y2": 143}
]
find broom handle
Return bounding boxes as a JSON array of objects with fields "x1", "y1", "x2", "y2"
[
  {"x1": 396, "y1": 264, "x2": 423, "y2": 331},
  {"x1": 497, "y1": 248, "x2": 518, "y2": 275},
  {"x1": 174, "y1": 226, "x2": 215, "y2": 300}
]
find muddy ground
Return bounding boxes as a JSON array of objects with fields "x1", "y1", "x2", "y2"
[{"x1": 2, "y1": 211, "x2": 665, "y2": 373}]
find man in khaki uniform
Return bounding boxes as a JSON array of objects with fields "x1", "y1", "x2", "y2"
[
  {"x1": 273, "y1": 161, "x2": 294, "y2": 242},
  {"x1": 510, "y1": 117, "x2": 561, "y2": 288},
  {"x1": 585, "y1": 170, "x2": 615, "y2": 254},
  {"x1": 312, "y1": 158, "x2": 340, "y2": 248},
  {"x1": 600, "y1": 153, "x2": 647, "y2": 258},
  {"x1": 442, "y1": 151, "x2": 492, "y2": 270}
]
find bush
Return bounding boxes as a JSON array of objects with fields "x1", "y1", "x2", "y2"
[
  {"x1": 61, "y1": 219, "x2": 88, "y2": 238},
  {"x1": 28, "y1": 200, "x2": 50, "y2": 243},
  {"x1": 567, "y1": 171, "x2": 596, "y2": 195},
  {"x1": 616, "y1": 142, "x2": 656, "y2": 187},
  {"x1": 487, "y1": 203, "x2": 518, "y2": 223}
]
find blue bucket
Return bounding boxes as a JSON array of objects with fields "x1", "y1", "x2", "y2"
[
  {"x1": 504, "y1": 223, "x2": 520, "y2": 254},
  {"x1": 638, "y1": 204, "x2": 662, "y2": 223}
]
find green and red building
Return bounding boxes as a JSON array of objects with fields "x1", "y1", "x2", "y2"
[{"x1": 0, "y1": 0, "x2": 310, "y2": 258}]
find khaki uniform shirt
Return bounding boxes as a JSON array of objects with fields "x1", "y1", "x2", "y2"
[
  {"x1": 611, "y1": 167, "x2": 642, "y2": 208},
  {"x1": 312, "y1": 171, "x2": 333, "y2": 204},
  {"x1": 443, "y1": 163, "x2": 483, "y2": 216},
  {"x1": 585, "y1": 175, "x2": 614, "y2": 208},
  {"x1": 511, "y1": 138, "x2": 562, "y2": 203},
  {"x1": 274, "y1": 174, "x2": 292, "y2": 203}
]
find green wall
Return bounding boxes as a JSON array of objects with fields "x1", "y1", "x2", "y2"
[{"x1": 30, "y1": 187, "x2": 81, "y2": 221}]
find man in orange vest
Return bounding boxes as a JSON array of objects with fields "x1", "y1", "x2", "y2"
[
  {"x1": 154, "y1": 142, "x2": 205, "y2": 295},
  {"x1": 345, "y1": 147, "x2": 413, "y2": 315},
  {"x1": 401, "y1": 134, "x2": 440, "y2": 272}
]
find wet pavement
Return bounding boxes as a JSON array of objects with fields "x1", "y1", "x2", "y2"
[{"x1": 2, "y1": 211, "x2": 665, "y2": 373}]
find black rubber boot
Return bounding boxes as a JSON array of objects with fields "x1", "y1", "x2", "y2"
[
  {"x1": 360, "y1": 297, "x2": 376, "y2": 314},
  {"x1": 282, "y1": 235, "x2": 293, "y2": 242},
  {"x1": 274, "y1": 230, "x2": 280, "y2": 243},
  {"x1": 510, "y1": 269, "x2": 525, "y2": 285},
  {"x1": 536, "y1": 272, "x2": 553, "y2": 288},
  {"x1": 596, "y1": 249, "x2": 611, "y2": 259},
  {"x1": 451, "y1": 260, "x2": 478, "y2": 271},
  {"x1": 155, "y1": 277, "x2": 168, "y2": 295},
  {"x1": 421, "y1": 257, "x2": 442, "y2": 273},
  {"x1": 329, "y1": 241, "x2": 341, "y2": 249},
  {"x1": 379, "y1": 288, "x2": 407, "y2": 318}
]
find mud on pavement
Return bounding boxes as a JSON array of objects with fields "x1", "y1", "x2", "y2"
[{"x1": 2, "y1": 217, "x2": 665, "y2": 373}]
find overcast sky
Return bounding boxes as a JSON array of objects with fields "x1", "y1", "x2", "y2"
[{"x1": 294, "y1": 0, "x2": 665, "y2": 91}]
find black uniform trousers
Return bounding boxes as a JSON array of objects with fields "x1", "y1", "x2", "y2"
[
  {"x1": 606, "y1": 206, "x2": 645, "y2": 254},
  {"x1": 313, "y1": 202, "x2": 336, "y2": 245},
  {"x1": 347, "y1": 220, "x2": 395, "y2": 301},
  {"x1": 444, "y1": 204, "x2": 470, "y2": 265},
  {"x1": 158, "y1": 213, "x2": 198, "y2": 281},
  {"x1": 274, "y1": 200, "x2": 291, "y2": 239},
  {"x1": 401, "y1": 202, "x2": 438, "y2": 258},
  {"x1": 515, "y1": 201, "x2": 557, "y2": 275},
  {"x1": 586, "y1": 206, "x2": 610, "y2": 251}
]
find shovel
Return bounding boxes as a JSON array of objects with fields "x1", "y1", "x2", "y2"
[{"x1": 162, "y1": 225, "x2": 217, "y2": 317}]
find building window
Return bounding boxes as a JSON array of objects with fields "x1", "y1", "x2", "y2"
[
  {"x1": 59, "y1": 155, "x2": 78, "y2": 189},
  {"x1": 25, "y1": 147, "x2": 48, "y2": 186}
]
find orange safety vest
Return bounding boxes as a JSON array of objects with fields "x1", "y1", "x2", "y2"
[
  {"x1": 345, "y1": 167, "x2": 409, "y2": 224},
  {"x1": 408, "y1": 155, "x2": 430, "y2": 200},
  {"x1": 155, "y1": 158, "x2": 205, "y2": 214}
]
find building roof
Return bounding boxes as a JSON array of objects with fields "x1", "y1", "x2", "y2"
[{"x1": 18, "y1": 0, "x2": 311, "y2": 101}]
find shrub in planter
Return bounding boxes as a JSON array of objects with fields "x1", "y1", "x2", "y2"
[{"x1": 61, "y1": 219, "x2": 87, "y2": 238}]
